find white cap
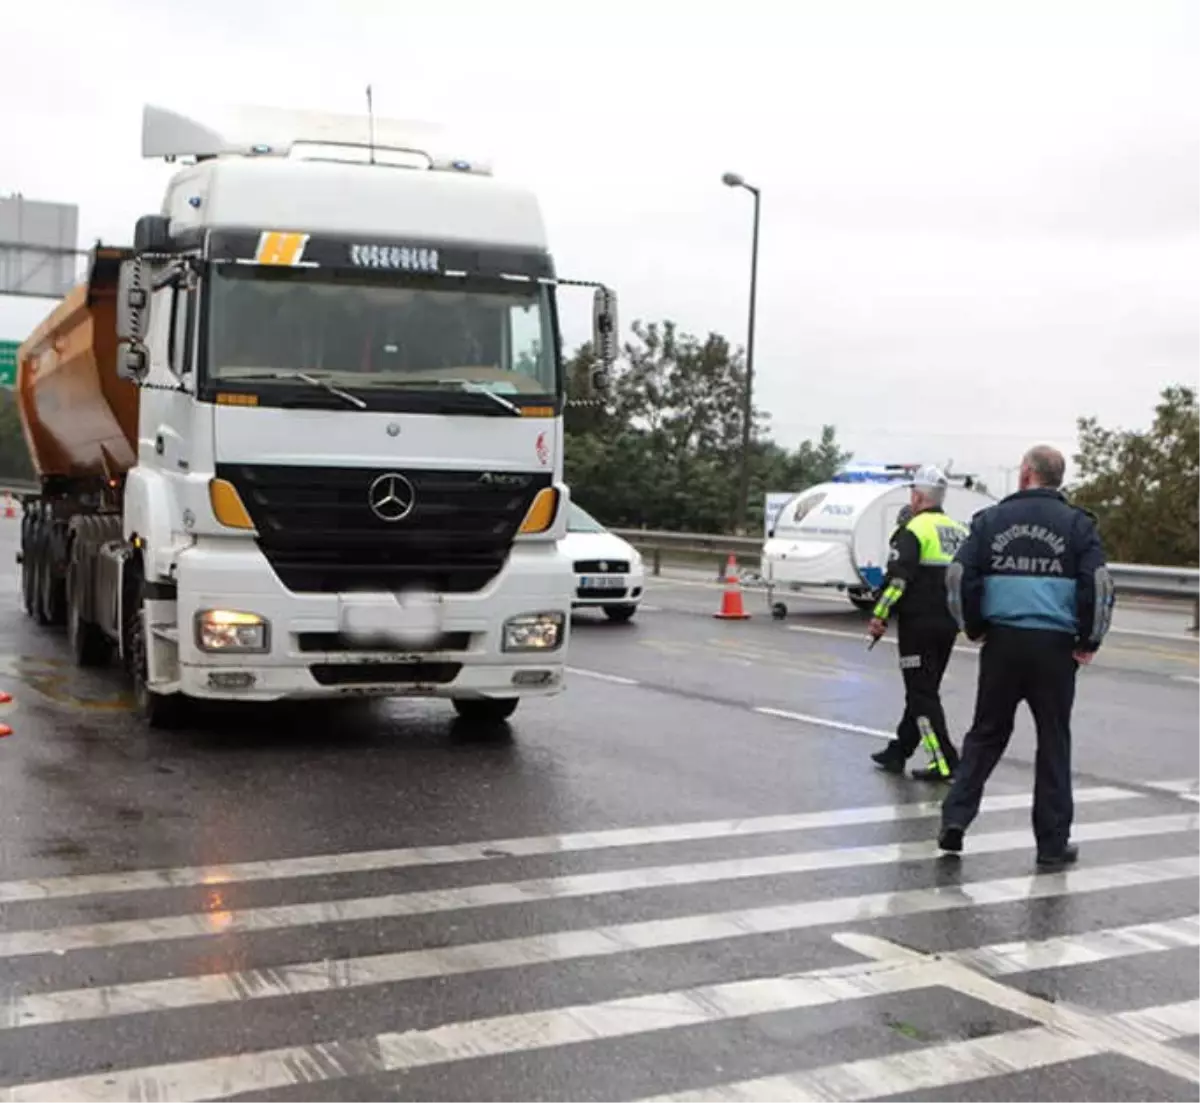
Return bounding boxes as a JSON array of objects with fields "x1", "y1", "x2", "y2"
[{"x1": 910, "y1": 465, "x2": 948, "y2": 491}]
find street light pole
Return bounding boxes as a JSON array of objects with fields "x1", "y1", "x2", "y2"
[{"x1": 722, "y1": 172, "x2": 761, "y2": 535}]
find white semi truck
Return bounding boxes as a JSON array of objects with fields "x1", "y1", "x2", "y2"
[{"x1": 17, "y1": 103, "x2": 617, "y2": 729}]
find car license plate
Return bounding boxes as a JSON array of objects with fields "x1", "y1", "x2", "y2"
[{"x1": 580, "y1": 575, "x2": 625, "y2": 590}]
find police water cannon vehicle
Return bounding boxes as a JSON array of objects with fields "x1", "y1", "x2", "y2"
[
  {"x1": 16, "y1": 102, "x2": 618, "y2": 729},
  {"x1": 761, "y1": 465, "x2": 993, "y2": 617}
]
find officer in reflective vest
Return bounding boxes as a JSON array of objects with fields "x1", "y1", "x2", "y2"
[{"x1": 868, "y1": 466, "x2": 969, "y2": 781}]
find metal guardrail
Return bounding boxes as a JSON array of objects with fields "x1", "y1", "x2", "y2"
[
  {"x1": 0, "y1": 485, "x2": 1193, "y2": 611},
  {"x1": 613, "y1": 527, "x2": 1200, "y2": 612}
]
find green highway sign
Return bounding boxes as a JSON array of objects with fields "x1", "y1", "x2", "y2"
[{"x1": 0, "y1": 340, "x2": 17, "y2": 387}]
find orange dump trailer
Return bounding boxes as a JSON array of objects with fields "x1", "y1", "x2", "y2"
[{"x1": 17, "y1": 247, "x2": 139, "y2": 485}]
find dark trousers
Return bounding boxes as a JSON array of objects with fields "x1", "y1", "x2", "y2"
[
  {"x1": 885, "y1": 618, "x2": 960, "y2": 769},
  {"x1": 942, "y1": 626, "x2": 1078, "y2": 851}
]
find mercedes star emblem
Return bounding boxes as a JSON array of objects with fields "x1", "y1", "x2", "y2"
[{"x1": 367, "y1": 472, "x2": 416, "y2": 522}]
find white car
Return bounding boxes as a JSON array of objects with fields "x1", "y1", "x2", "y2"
[{"x1": 563, "y1": 504, "x2": 645, "y2": 622}]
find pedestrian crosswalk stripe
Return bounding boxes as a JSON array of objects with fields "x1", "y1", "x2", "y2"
[
  {"x1": 5, "y1": 926, "x2": 1195, "y2": 1103},
  {"x1": 639, "y1": 1004, "x2": 1200, "y2": 1102},
  {"x1": 3, "y1": 852, "x2": 1195, "y2": 1032},
  {"x1": 949, "y1": 914, "x2": 1200, "y2": 975},
  {"x1": 0, "y1": 786, "x2": 1137, "y2": 906},
  {"x1": 1112, "y1": 999, "x2": 1200, "y2": 1044},
  {"x1": 1144, "y1": 779, "x2": 1200, "y2": 804},
  {"x1": 2, "y1": 956, "x2": 916, "y2": 1102},
  {"x1": 0, "y1": 811, "x2": 1190, "y2": 961}
]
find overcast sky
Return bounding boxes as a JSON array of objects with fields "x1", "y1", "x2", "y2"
[{"x1": 2, "y1": 0, "x2": 1196, "y2": 494}]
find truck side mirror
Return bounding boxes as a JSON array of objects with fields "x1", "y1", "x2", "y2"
[
  {"x1": 592, "y1": 287, "x2": 618, "y2": 367},
  {"x1": 117, "y1": 344, "x2": 149, "y2": 383},
  {"x1": 589, "y1": 286, "x2": 618, "y2": 394},
  {"x1": 117, "y1": 258, "x2": 150, "y2": 343}
]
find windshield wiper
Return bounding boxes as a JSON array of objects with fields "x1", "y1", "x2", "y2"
[
  {"x1": 376, "y1": 378, "x2": 523, "y2": 416},
  {"x1": 229, "y1": 371, "x2": 368, "y2": 410},
  {"x1": 295, "y1": 372, "x2": 368, "y2": 410},
  {"x1": 459, "y1": 383, "x2": 522, "y2": 416}
]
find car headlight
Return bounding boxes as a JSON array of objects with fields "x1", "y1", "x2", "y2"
[
  {"x1": 503, "y1": 612, "x2": 565, "y2": 652},
  {"x1": 195, "y1": 610, "x2": 270, "y2": 653}
]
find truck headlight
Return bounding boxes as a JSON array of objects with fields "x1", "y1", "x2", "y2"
[
  {"x1": 502, "y1": 612, "x2": 564, "y2": 652},
  {"x1": 196, "y1": 610, "x2": 270, "y2": 653}
]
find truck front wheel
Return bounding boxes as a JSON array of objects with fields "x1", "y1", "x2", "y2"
[{"x1": 127, "y1": 579, "x2": 185, "y2": 730}]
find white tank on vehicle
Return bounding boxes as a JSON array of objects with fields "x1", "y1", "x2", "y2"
[{"x1": 761, "y1": 468, "x2": 994, "y2": 613}]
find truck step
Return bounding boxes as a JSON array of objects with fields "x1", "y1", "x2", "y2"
[{"x1": 151, "y1": 624, "x2": 179, "y2": 643}]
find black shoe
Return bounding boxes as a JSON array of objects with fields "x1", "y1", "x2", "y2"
[
  {"x1": 938, "y1": 825, "x2": 964, "y2": 853},
  {"x1": 1036, "y1": 843, "x2": 1079, "y2": 869},
  {"x1": 871, "y1": 749, "x2": 905, "y2": 774},
  {"x1": 911, "y1": 765, "x2": 954, "y2": 783}
]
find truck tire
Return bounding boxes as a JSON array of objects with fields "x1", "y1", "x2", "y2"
[
  {"x1": 66, "y1": 559, "x2": 111, "y2": 668},
  {"x1": 21, "y1": 546, "x2": 37, "y2": 618},
  {"x1": 127, "y1": 577, "x2": 185, "y2": 730},
  {"x1": 36, "y1": 547, "x2": 66, "y2": 628},
  {"x1": 452, "y1": 698, "x2": 518, "y2": 726}
]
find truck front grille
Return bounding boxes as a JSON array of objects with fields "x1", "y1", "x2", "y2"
[
  {"x1": 297, "y1": 632, "x2": 472, "y2": 654},
  {"x1": 216, "y1": 464, "x2": 551, "y2": 595},
  {"x1": 309, "y1": 662, "x2": 462, "y2": 686}
]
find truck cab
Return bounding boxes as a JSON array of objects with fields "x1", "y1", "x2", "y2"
[{"x1": 18, "y1": 103, "x2": 618, "y2": 729}]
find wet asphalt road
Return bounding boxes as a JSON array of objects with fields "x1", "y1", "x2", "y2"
[{"x1": 0, "y1": 521, "x2": 1196, "y2": 1101}]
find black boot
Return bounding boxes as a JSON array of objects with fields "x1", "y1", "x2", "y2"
[
  {"x1": 871, "y1": 748, "x2": 905, "y2": 774},
  {"x1": 1036, "y1": 843, "x2": 1079, "y2": 869}
]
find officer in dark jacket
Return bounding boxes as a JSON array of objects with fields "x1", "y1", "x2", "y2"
[
  {"x1": 868, "y1": 466, "x2": 969, "y2": 781},
  {"x1": 940, "y1": 444, "x2": 1114, "y2": 867}
]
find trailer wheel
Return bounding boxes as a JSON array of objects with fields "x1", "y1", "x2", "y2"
[
  {"x1": 21, "y1": 543, "x2": 37, "y2": 618},
  {"x1": 128, "y1": 577, "x2": 185, "y2": 730},
  {"x1": 66, "y1": 559, "x2": 111, "y2": 668},
  {"x1": 771, "y1": 602, "x2": 788, "y2": 620},
  {"x1": 35, "y1": 545, "x2": 66, "y2": 628}
]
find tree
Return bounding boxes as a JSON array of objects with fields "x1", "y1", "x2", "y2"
[
  {"x1": 564, "y1": 319, "x2": 849, "y2": 533},
  {"x1": 0, "y1": 390, "x2": 34, "y2": 483},
  {"x1": 1071, "y1": 384, "x2": 1199, "y2": 566}
]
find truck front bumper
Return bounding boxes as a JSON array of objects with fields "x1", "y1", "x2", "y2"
[{"x1": 161, "y1": 540, "x2": 573, "y2": 703}]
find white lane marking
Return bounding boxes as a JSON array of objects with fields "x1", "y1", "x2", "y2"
[
  {"x1": 1114, "y1": 999, "x2": 1200, "y2": 1043},
  {"x1": 646, "y1": 1027, "x2": 1097, "y2": 1101},
  {"x1": 786, "y1": 623, "x2": 979, "y2": 656},
  {"x1": 1111, "y1": 627, "x2": 1199, "y2": 643},
  {"x1": 949, "y1": 914, "x2": 1200, "y2": 975},
  {"x1": 0, "y1": 806, "x2": 1185, "y2": 998},
  {"x1": 1172, "y1": 675, "x2": 1200, "y2": 685},
  {"x1": 0, "y1": 959, "x2": 923, "y2": 1101},
  {"x1": 1144, "y1": 779, "x2": 1200, "y2": 804},
  {"x1": 9, "y1": 911, "x2": 1199, "y2": 1103},
  {"x1": 754, "y1": 706, "x2": 893, "y2": 741},
  {"x1": 0, "y1": 787, "x2": 1133, "y2": 909},
  {"x1": 838, "y1": 933, "x2": 1200, "y2": 1084},
  {"x1": 566, "y1": 666, "x2": 640, "y2": 686}
]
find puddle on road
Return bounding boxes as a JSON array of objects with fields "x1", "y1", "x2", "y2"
[{"x1": 0, "y1": 655, "x2": 134, "y2": 712}]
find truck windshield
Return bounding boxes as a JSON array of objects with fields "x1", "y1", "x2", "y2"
[{"x1": 206, "y1": 265, "x2": 558, "y2": 397}]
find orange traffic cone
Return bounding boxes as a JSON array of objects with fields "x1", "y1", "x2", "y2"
[
  {"x1": 714, "y1": 555, "x2": 751, "y2": 620},
  {"x1": 2, "y1": 492, "x2": 14, "y2": 520}
]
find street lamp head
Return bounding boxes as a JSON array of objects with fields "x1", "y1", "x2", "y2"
[{"x1": 721, "y1": 172, "x2": 745, "y2": 188}]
